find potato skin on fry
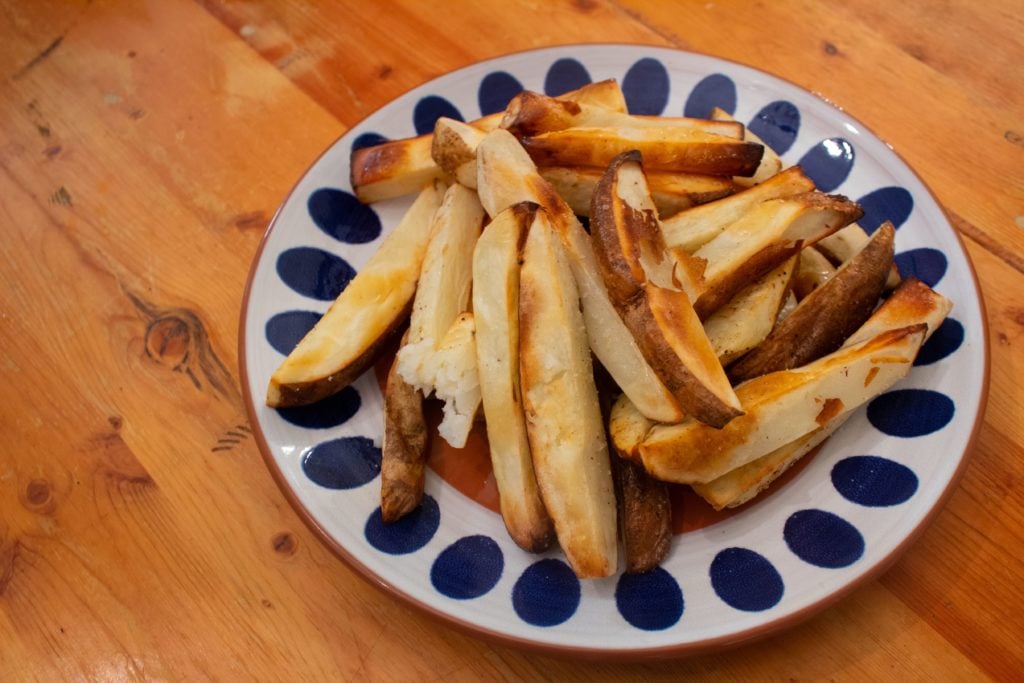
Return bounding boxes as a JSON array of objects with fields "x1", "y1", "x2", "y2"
[
  {"x1": 728, "y1": 222, "x2": 896, "y2": 383},
  {"x1": 613, "y1": 457, "x2": 672, "y2": 574},
  {"x1": 380, "y1": 347, "x2": 429, "y2": 523}
]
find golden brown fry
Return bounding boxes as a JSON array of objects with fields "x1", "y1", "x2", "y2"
[
  {"x1": 431, "y1": 117, "x2": 487, "y2": 188},
  {"x1": 845, "y1": 276, "x2": 952, "y2": 347},
  {"x1": 608, "y1": 393, "x2": 654, "y2": 465},
  {"x1": 380, "y1": 342, "x2": 429, "y2": 523},
  {"x1": 708, "y1": 106, "x2": 783, "y2": 186}
]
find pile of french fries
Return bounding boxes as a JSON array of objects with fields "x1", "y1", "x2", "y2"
[{"x1": 267, "y1": 80, "x2": 952, "y2": 579}]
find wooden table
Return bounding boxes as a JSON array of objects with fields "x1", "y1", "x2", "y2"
[{"x1": 2, "y1": 1, "x2": 1021, "y2": 679}]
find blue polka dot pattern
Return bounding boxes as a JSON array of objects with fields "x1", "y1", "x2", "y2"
[
  {"x1": 622, "y1": 57, "x2": 670, "y2": 115},
  {"x1": 413, "y1": 95, "x2": 463, "y2": 136},
  {"x1": 784, "y1": 509, "x2": 864, "y2": 568},
  {"x1": 798, "y1": 137, "x2": 855, "y2": 192},
  {"x1": 512, "y1": 559, "x2": 580, "y2": 627},
  {"x1": 430, "y1": 535, "x2": 504, "y2": 600},
  {"x1": 478, "y1": 71, "x2": 524, "y2": 116},
  {"x1": 276, "y1": 247, "x2": 356, "y2": 301},
  {"x1": 709, "y1": 548, "x2": 784, "y2": 612},
  {"x1": 832, "y1": 456, "x2": 919, "y2": 507},
  {"x1": 302, "y1": 436, "x2": 380, "y2": 490},
  {"x1": 857, "y1": 187, "x2": 914, "y2": 234},
  {"x1": 868, "y1": 389, "x2": 955, "y2": 437},
  {"x1": 895, "y1": 248, "x2": 947, "y2": 287},
  {"x1": 544, "y1": 57, "x2": 591, "y2": 96},
  {"x1": 748, "y1": 100, "x2": 800, "y2": 154},
  {"x1": 915, "y1": 318, "x2": 963, "y2": 366},
  {"x1": 265, "y1": 310, "x2": 322, "y2": 355},
  {"x1": 277, "y1": 386, "x2": 361, "y2": 429},
  {"x1": 615, "y1": 568, "x2": 684, "y2": 631},
  {"x1": 365, "y1": 495, "x2": 440, "y2": 555},
  {"x1": 351, "y1": 131, "x2": 388, "y2": 151},
  {"x1": 308, "y1": 188, "x2": 381, "y2": 244},
  {"x1": 684, "y1": 73, "x2": 736, "y2": 118}
]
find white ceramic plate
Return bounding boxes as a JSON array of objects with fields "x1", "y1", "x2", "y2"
[{"x1": 240, "y1": 45, "x2": 988, "y2": 658}]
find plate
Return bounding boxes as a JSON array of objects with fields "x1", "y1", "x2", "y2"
[{"x1": 239, "y1": 45, "x2": 988, "y2": 658}]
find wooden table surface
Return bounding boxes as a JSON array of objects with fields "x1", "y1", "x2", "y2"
[{"x1": 2, "y1": 0, "x2": 1022, "y2": 679}]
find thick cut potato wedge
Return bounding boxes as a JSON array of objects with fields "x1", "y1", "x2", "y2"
[
  {"x1": 540, "y1": 166, "x2": 735, "y2": 218},
  {"x1": 396, "y1": 183, "x2": 484, "y2": 395},
  {"x1": 613, "y1": 457, "x2": 672, "y2": 574},
  {"x1": 845, "y1": 276, "x2": 952, "y2": 347},
  {"x1": 380, "y1": 338, "x2": 429, "y2": 523},
  {"x1": 267, "y1": 181, "x2": 445, "y2": 407},
  {"x1": 609, "y1": 393, "x2": 654, "y2": 464},
  {"x1": 425, "y1": 312, "x2": 482, "y2": 449},
  {"x1": 503, "y1": 90, "x2": 742, "y2": 138},
  {"x1": 476, "y1": 129, "x2": 684, "y2": 423},
  {"x1": 353, "y1": 80, "x2": 627, "y2": 203},
  {"x1": 432, "y1": 117, "x2": 487, "y2": 188},
  {"x1": 703, "y1": 256, "x2": 798, "y2": 365},
  {"x1": 816, "y1": 223, "x2": 902, "y2": 289},
  {"x1": 661, "y1": 166, "x2": 816, "y2": 253},
  {"x1": 709, "y1": 106, "x2": 782, "y2": 186},
  {"x1": 728, "y1": 222, "x2": 895, "y2": 383},
  {"x1": 793, "y1": 245, "x2": 837, "y2": 299},
  {"x1": 682, "y1": 191, "x2": 864, "y2": 319},
  {"x1": 640, "y1": 324, "x2": 926, "y2": 484},
  {"x1": 472, "y1": 202, "x2": 554, "y2": 552},
  {"x1": 590, "y1": 151, "x2": 742, "y2": 428},
  {"x1": 520, "y1": 126, "x2": 764, "y2": 177},
  {"x1": 519, "y1": 209, "x2": 617, "y2": 578}
]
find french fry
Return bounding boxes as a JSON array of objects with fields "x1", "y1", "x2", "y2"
[
  {"x1": 267, "y1": 180, "x2": 445, "y2": 407},
  {"x1": 539, "y1": 166, "x2": 735, "y2": 218},
  {"x1": 424, "y1": 312, "x2": 482, "y2": 449},
  {"x1": 661, "y1": 166, "x2": 815, "y2": 253},
  {"x1": 792, "y1": 245, "x2": 837, "y2": 299},
  {"x1": 476, "y1": 129, "x2": 685, "y2": 423},
  {"x1": 590, "y1": 150, "x2": 742, "y2": 428},
  {"x1": 472, "y1": 202, "x2": 554, "y2": 552},
  {"x1": 609, "y1": 393, "x2": 654, "y2": 465},
  {"x1": 432, "y1": 117, "x2": 487, "y2": 188},
  {"x1": 639, "y1": 324, "x2": 927, "y2": 484},
  {"x1": 728, "y1": 222, "x2": 895, "y2": 383},
  {"x1": 520, "y1": 126, "x2": 764, "y2": 177},
  {"x1": 844, "y1": 276, "x2": 952, "y2": 347},
  {"x1": 708, "y1": 106, "x2": 783, "y2": 186},
  {"x1": 519, "y1": 208, "x2": 617, "y2": 578},
  {"x1": 816, "y1": 223, "x2": 902, "y2": 289},
  {"x1": 614, "y1": 457, "x2": 672, "y2": 574},
  {"x1": 380, "y1": 336, "x2": 429, "y2": 523}
]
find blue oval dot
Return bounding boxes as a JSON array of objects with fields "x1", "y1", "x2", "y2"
[
  {"x1": 784, "y1": 509, "x2": 865, "y2": 568},
  {"x1": 915, "y1": 317, "x2": 964, "y2": 366},
  {"x1": 710, "y1": 547, "x2": 784, "y2": 612},
  {"x1": 622, "y1": 57, "x2": 670, "y2": 115},
  {"x1": 748, "y1": 100, "x2": 800, "y2": 154},
  {"x1": 798, "y1": 138, "x2": 855, "y2": 192},
  {"x1": 684, "y1": 73, "x2": 736, "y2": 118},
  {"x1": 868, "y1": 389, "x2": 955, "y2": 437},
  {"x1": 276, "y1": 247, "x2": 356, "y2": 301},
  {"x1": 308, "y1": 188, "x2": 381, "y2": 244},
  {"x1": 413, "y1": 95, "x2": 463, "y2": 136},
  {"x1": 832, "y1": 456, "x2": 919, "y2": 507},
  {"x1": 365, "y1": 495, "x2": 440, "y2": 555},
  {"x1": 512, "y1": 559, "x2": 581, "y2": 627},
  {"x1": 544, "y1": 57, "x2": 592, "y2": 96},
  {"x1": 430, "y1": 535, "x2": 504, "y2": 600},
  {"x1": 478, "y1": 71, "x2": 523, "y2": 116},
  {"x1": 265, "y1": 310, "x2": 322, "y2": 355},
  {"x1": 895, "y1": 248, "x2": 947, "y2": 287},
  {"x1": 352, "y1": 131, "x2": 388, "y2": 152},
  {"x1": 615, "y1": 567, "x2": 684, "y2": 631},
  {"x1": 277, "y1": 386, "x2": 361, "y2": 429},
  {"x1": 857, "y1": 186, "x2": 914, "y2": 234},
  {"x1": 302, "y1": 435, "x2": 380, "y2": 489}
]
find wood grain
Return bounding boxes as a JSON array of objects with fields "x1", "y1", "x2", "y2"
[{"x1": 1, "y1": 0, "x2": 1021, "y2": 679}]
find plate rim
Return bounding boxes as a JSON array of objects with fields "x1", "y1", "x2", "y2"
[{"x1": 237, "y1": 42, "x2": 991, "y2": 660}]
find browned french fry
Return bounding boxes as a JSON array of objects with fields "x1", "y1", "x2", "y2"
[
  {"x1": 613, "y1": 457, "x2": 672, "y2": 574},
  {"x1": 476, "y1": 129, "x2": 685, "y2": 423},
  {"x1": 503, "y1": 90, "x2": 742, "y2": 138},
  {"x1": 661, "y1": 166, "x2": 816, "y2": 253},
  {"x1": 708, "y1": 106, "x2": 783, "y2": 186},
  {"x1": 609, "y1": 393, "x2": 654, "y2": 465},
  {"x1": 520, "y1": 208, "x2": 617, "y2": 578},
  {"x1": 590, "y1": 150, "x2": 742, "y2": 428},
  {"x1": 267, "y1": 180, "x2": 445, "y2": 407},
  {"x1": 539, "y1": 166, "x2": 735, "y2": 218},
  {"x1": 380, "y1": 339, "x2": 429, "y2": 523},
  {"x1": 678, "y1": 191, "x2": 863, "y2": 319},
  {"x1": 473, "y1": 202, "x2": 554, "y2": 553},
  {"x1": 639, "y1": 324, "x2": 927, "y2": 484},
  {"x1": 431, "y1": 117, "x2": 487, "y2": 188},
  {"x1": 520, "y1": 126, "x2": 764, "y2": 177},
  {"x1": 728, "y1": 222, "x2": 895, "y2": 383},
  {"x1": 816, "y1": 223, "x2": 902, "y2": 289},
  {"x1": 793, "y1": 245, "x2": 837, "y2": 299}
]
